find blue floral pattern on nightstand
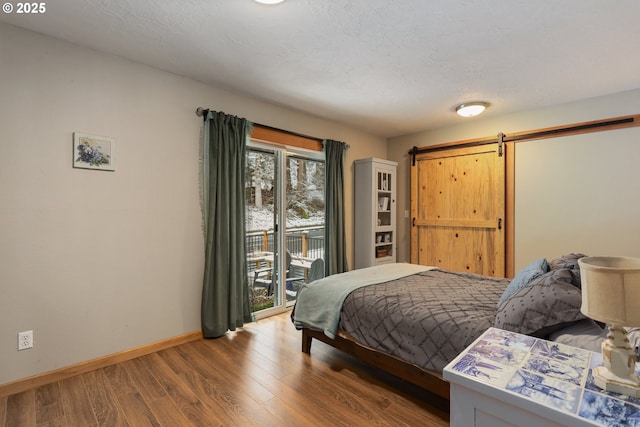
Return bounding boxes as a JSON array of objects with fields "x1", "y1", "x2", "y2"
[{"x1": 449, "y1": 327, "x2": 640, "y2": 426}]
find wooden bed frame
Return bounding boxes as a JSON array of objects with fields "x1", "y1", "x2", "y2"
[{"x1": 301, "y1": 327, "x2": 450, "y2": 400}]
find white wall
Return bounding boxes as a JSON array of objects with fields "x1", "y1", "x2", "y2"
[
  {"x1": 514, "y1": 127, "x2": 640, "y2": 265},
  {"x1": 388, "y1": 89, "x2": 640, "y2": 271},
  {"x1": 0, "y1": 22, "x2": 386, "y2": 385}
]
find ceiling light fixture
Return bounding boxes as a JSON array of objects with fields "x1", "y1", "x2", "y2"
[
  {"x1": 455, "y1": 102, "x2": 489, "y2": 118},
  {"x1": 253, "y1": 0, "x2": 286, "y2": 4}
]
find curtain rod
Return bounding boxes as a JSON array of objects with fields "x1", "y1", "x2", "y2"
[
  {"x1": 408, "y1": 115, "x2": 638, "y2": 161},
  {"x1": 195, "y1": 107, "x2": 324, "y2": 143}
]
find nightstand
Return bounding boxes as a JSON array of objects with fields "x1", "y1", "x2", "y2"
[{"x1": 443, "y1": 327, "x2": 640, "y2": 427}]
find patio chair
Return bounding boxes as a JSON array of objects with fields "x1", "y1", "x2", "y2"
[
  {"x1": 307, "y1": 258, "x2": 325, "y2": 283},
  {"x1": 288, "y1": 257, "x2": 324, "y2": 300},
  {"x1": 253, "y1": 250, "x2": 304, "y2": 295}
]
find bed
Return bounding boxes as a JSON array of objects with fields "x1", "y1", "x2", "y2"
[{"x1": 292, "y1": 254, "x2": 610, "y2": 399}]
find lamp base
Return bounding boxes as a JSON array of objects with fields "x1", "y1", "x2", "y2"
[
  {"x1": 592, "y1": 366, "x2": 640, "y2": 398},
  {"x1": 593, "y1": 324, "x2": 640, "y2": 398}
]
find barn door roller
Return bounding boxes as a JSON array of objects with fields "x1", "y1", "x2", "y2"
[{"x1": 497, "y1": 133, "x2": 504, "y2": 157}]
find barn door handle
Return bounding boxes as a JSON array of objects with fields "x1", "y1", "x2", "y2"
[
  {"x1": 412, "y1": 217, "x2": 416, "y2": 227},
  {"x1": 497, "y1": 218, "x2": 502, "y2": 230}
]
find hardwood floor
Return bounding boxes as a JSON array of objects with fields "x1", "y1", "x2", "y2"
[{"x1": 0, "y1": 312, "x2": 449, "y2": 426}]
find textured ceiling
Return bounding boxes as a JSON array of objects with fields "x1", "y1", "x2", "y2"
[{"x1": 2, "y1": 0, "x2": 640, "y2": 137}]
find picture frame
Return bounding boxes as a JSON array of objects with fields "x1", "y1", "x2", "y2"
[{"x1": 73, "y1": 132, "x2": 115, "y2": 171}]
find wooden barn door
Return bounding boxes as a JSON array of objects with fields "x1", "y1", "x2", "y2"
[{"x1": 410, "y1": 143, "x2": 505, "y2": 277}]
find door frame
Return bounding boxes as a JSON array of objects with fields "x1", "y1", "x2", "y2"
[{"x1": 248, "y1": 140, "x2": 325, "y2": 320}]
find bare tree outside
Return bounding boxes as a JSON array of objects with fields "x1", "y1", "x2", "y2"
[{"x1": 246, "y1": 151, "x2": 324, "y2": 232}]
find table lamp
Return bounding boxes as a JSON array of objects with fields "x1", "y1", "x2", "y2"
[{"x1": 579, "y1": 256, "x2": 640, "y2": 397}]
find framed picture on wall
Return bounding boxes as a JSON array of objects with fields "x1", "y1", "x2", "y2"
[{"x1": 73, "y1": 133, "x2": 116, "y2": 171}]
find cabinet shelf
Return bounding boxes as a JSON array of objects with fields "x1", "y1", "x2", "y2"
[{"x1": 355, "y1": 157, "x2": 397, "y2": 268}]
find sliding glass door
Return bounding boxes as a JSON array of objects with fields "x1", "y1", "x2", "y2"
[{"x1": 245, "y1": 142, "x2": 325, "y2": 319}]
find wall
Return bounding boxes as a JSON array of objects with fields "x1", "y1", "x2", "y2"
[
  {"x1": 0, "y1": 23, "x2": 386, "y2": 385},
  {"x1": 388, "y1": 89, "x2": 640, "y2": 271}
]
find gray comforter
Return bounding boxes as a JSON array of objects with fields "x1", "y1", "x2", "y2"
[
  {"x1": 292, "y1": 263, "x2": 433, "y2": 338},
  {"x1": 339, "y1": 269, "x2": 509, "y2": 372}
]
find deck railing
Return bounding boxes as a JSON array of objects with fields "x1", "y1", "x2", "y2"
[
  {"x1": 246, "y1": 225, "x2": 324, "y2": 261},
  {"x1": 246, "y1": 225, "x2": 324, "y2": 311}
]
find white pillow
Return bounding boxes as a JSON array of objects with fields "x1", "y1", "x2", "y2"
[
  {"x1": 548, "y1": 319, "x2": 607, "y2": 353},
  {"x1": 550, "y1": 321, "x2": 640, "y2": 360}
]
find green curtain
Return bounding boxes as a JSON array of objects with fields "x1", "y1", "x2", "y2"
[
  {"x1": 200, "y1": 110, "x2": 253, "y2": 338},
  {"x1": 323, "y1": 139, "x2": 349, "y2": 275}
]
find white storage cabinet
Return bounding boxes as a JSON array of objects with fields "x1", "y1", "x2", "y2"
[{"x1": 354, "y1": 158, "x2": 397, "y2": 268}]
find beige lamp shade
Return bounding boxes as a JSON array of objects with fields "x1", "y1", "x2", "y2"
[{"x1": 579, "y1": 256, "x2": 640, "y2": 326}]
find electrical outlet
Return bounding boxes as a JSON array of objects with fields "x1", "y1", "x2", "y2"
[{"x1": 18, "y1": 330, "x2": 33, "y2": 351}]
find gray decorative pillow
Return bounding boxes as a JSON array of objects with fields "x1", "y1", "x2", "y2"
[
  {"x1": 494, "y1": 268, "x2": 587, "y2": 338},
  {"x1": 497, "y1": 257, "x2": 549, "y2": 307},
  {"x1": 548, "y1": 253, "x2": 588, "y2": 288}
]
